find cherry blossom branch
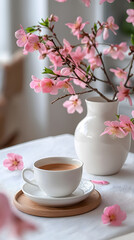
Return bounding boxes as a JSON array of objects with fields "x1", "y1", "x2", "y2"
[
  {"x1": 87, "y1": 85, "x2": 115, "y2": 102},
  {"x1": 49, "y1": 32, "x2": 115, "y2": 101},
  {"x1": 76, "y1": 63, "x2": 109, "y2": 83},
  {"x1": 48, "y1": 26, "x2": 63, "y2": 48},
  {"x1": 14, "y1": 2, "x2": 134, "y2": 115},
  {"x1": 82, "y1": 30, "x2": 117, "y2": 98},
  {"x1": 56, "y1": 74, "x2": 108, "y2": 83},
  {"x1": 43, "y1": 21, "x2": 124, "y2": 102},
  {"x1": 94, "y1": 47, "x2": 118, "y2": 97},
  {"x1": 51, "y1": 90, "x2": 93, "y2": 104},
  {"x1": 123, "y1": 59, "x2": 133, "y2": 71},
  {"x1": 124, "y1": 54, "x2": 134, "y2": 88},
  {"x1": 48, "y1": 25, "x2": 111, "y2": 88}
]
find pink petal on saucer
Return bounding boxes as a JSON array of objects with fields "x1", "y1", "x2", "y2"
[{"x1": 90, "y1": 180, "x2": 110, "y2": 185}]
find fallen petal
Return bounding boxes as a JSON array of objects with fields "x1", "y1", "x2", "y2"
[{"x1": 90, "y1": 180, "x2": 110, "y2": 185}]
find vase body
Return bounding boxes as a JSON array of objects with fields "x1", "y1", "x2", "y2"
[{"x1": 74, "y1": 97, "x2": 131, "y2": 175}]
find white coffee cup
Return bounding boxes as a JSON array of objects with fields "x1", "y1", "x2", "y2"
[{"x1": 22, "y1": 157, "x2": 83, "y2": 197}]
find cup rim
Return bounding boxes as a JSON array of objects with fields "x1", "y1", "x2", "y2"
[{"x1": 33, "y1": 156, "x2": 83, "y2": 172}]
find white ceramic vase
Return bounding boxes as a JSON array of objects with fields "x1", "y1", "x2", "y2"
[{"x1": 74, "y1": 97, "x2": 131, "y2": 176}]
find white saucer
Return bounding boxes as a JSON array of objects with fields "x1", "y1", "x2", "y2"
[{"x1": 22, "y1": 179, "x2": 94, "y2": 207}]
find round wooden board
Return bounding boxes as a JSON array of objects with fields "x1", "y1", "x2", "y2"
[{"x1": 13, "y1": 189, "x2": 101, "y2": 218}]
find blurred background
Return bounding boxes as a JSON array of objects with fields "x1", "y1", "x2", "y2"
[{"x1": 0, "y1": 0, "x2": 133, "y2": 149}]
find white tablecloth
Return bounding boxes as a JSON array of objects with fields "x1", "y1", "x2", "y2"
[{"x1": 0, "y1": 134, "x2": 134, "y2": 240}]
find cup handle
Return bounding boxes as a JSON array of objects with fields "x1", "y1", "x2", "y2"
[{"x1": 22, "y1": 168, "x2": 38, "y2": 187}]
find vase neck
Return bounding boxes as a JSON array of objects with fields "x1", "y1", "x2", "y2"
[{"x1": 85, "y1": 98, "x2": 118, "y2": 119}]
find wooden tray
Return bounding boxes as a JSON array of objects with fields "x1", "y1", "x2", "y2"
[{"x1": 13, "y1": 189, "x2": 101, "y2": 218}]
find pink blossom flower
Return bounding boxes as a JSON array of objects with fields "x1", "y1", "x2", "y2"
[
  {"x1": 45, "y1": 40, "x2": 54, "y2": 48},
  {"x1": 0, "y1": 193, "x2": 36, "y2": 237},
  {"x1": 66, "y1": 17, "x2": 89, "y2": 40},
  {"x1": 81, "y1": 36, "x2": 94, "y2": 55},
  {"x1": 30, "y1": 75, "x2": 42, "y2": 93},
  {"x1": 0, "y1": 193, "x2": 11, "y2": 228},
  {"x1": 53, "y1": 69, "x2": 61, "y2": 75},
  {"x1": 115, "y1": 42, "x2": 128, "y2": 60},
  {"x1": 82, "y1": 0, "x2": 91, "y2": 7},
  {"x1": 57, "y1": 79, "x2": 75, "y2": 94},
  {"x1": 10, "y1": 213, "x2": 37, "y2": 237},
  {"x1": 30, "y1": 76, "x2": 58, "y2": 95},
  {"x1": 89, "y1": 55, "x2": 102, "y2": 70},
  {"x1": 102, "y1": 204, "x2": 127, "y2": 226},
  {"x1": 49, "y1": 14, "x2": 59, "y2": 22},
  {"x1": 55, "y1": 0, "x2": 67, "y2": 2},
  {"x1": 100, "y1": 0, "x2": 115, "y2": 4},
  {"x1": 103, "y1": 16, "x2": 119, "y2": 40},
  {"x1": 73, "y1": 78, "x2": 86, "y2": 88},
  {"x1": 15, "y1": 25, "x2": 28, "y2": 47},
  {"x1": 60, "y1": 67, "x2": 71, "y2": 76},
  {"x1": 81, "y1": 36, "x2": 90, "y2": 45},
  {"x1": 96, "y1": 27, "x2": 103, "y2": 37},
  {"x1": 39, "y1": 40, "x2": 54, "y2": 59},
  {"x1": 41, "y1": 78, "x2": 58, "y2": 95},
  {"x1": 87, "y1": 47, "x2": 102, "y2": 70},
  {"x1": 60, "y1": 39, "x2": 72, "y2": 57},
  {"x1": 101, "y1": 110, "x2": 134, "y2": 140},
  {"x1": 24, "y1": 34, "x2": 44, "y2": 53},
  {"x1": 126, "y1": 9, "x2": 134, "y2": 26},
  {"x1": 71, "y1": 46, "x2": 86, "y2": 65},
  {"x1": 103, "y1": 42, "x2": 128, "y2": 60},
  {"x1": 38, "y1": 45, "x2": 48, "y2": 59},
  {"x1": 73, "y1": 69, "x2": 87, "y2": 88},
  {"x1": 3, "y1": 153, "x2": 24, "y2": 171},
  {"x1": 101, "y1": 121, "x2": 127, "y2": 138},
  {"x1": 103, "y1": 44, "x2": 117, "y2": 57},
  {"x1": 117, "y1": 81, "x2": 132, "y2": 106},
  {"x1": 110, "y1": 68, "x2": 127, "y2": 81},
  {"x1": 85, "y1": 45, "x2": 95, "y2": 58},
  {"x1": 63, "y1": 95, "x2": 83, "y2": 114},
  {"x1": 48, "y1": 52, "x2": 63, "y2": 70},
  {"x1": 56, "y1": 0, "x2": 90, "y2": 7},
  {"x1": 119, "y1": 114, "x2": 134, "y2": 140}
]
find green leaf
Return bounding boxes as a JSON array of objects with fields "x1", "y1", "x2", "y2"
[
  {"x1": 116, "y1": 114, "x2": 120, "y2": 119},
  {"x1": 25, "y1": 26, "x2": 37, "y2": 33},
  {"x1": 131, "y1": 118, "x2": 134, "y2": 124},
  {"x1": 120, "y1": 16, "x2": 134, "y2": 36},
  {"x1": 86, "y1": 65, "x2": 90, "y2": 74},
  {"x1": 39, "y1": 18, "x2": 49, "y2": 28},
  {"x1": 42, "y1": 67, "x2": 56, "y2": 75},
  {"x1": 131, "y1": 34, "x2": 134, "y2": 45},
  {"x1": 94, "y1": 23, "x2": 97, "y2": 33}
]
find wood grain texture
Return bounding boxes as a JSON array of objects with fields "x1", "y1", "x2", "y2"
[{"x1": 13, "y1": 189, "x2": 101, "y2": 218}]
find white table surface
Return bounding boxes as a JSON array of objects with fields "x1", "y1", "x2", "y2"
[{"x1": 0, "y1": 134, "x2": 134, "y2": 240}]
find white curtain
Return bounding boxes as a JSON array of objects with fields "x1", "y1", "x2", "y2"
[
  {"x1": 0, "y1": 0, "x2": 49, "y2": 143},
  {"x1": 0, "y1": 0, "x2": 103, "y2": 143}
]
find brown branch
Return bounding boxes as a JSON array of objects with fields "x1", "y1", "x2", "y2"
[
  {"x1": 49, "y1": 39, "x2": 114, "y2": 101},
  {"x1": 82, "y1": 30, "x2": 117, "y2": 98},
  {"x1": 49, "y1": 27, "x2": 63, "y2": 48},
  {"x1": 51, "y1": 90, "x2": 93, "y2": 104},
  {"x1": 47, "y1": 28, "x2": 120, "y2": 102},
  {"x1": 95, "y1": 48, "x2": 117, "y2": 97},
  {"x1": 124, "y1": 55, "x2": 134, "y2": 87},
  {"x1": 87, "y1": 85, "x2": 115, "y2": 102}
]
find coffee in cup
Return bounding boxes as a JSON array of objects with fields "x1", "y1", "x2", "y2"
[
  {"x1": 38, "y1": 163, "x2": 78, "y2": 171},
  {"x1": 22, "y1": 157, "x2": 83, "y2": 197}
]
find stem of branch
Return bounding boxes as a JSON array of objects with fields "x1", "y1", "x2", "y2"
[{"x1": 51, "y1": 90, "x2": 93, "y2": 104}]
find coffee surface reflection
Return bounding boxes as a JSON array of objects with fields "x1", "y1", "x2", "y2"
[{"x1": 38, "y1": 163, "x2": 78, "y2": 171}]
